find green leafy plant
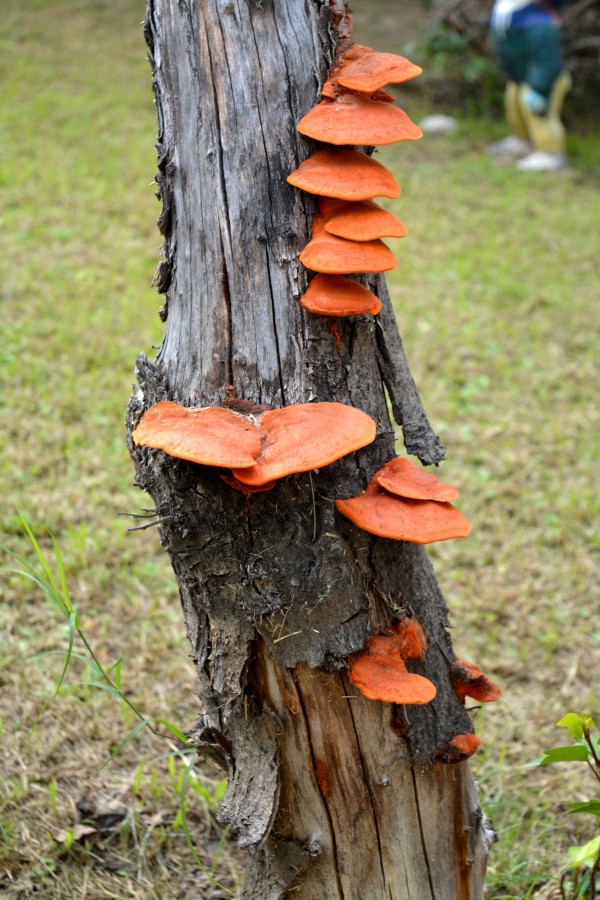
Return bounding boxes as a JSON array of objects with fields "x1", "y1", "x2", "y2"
[
  {"x1": 1, "y1": 512, "x2": 235, "y2": 897},
  {"x1": 527, "y1": 713, "x2": 600, "y2": 899}
]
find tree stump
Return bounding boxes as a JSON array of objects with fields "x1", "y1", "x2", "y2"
[{"x1": 127, "y1": 1, "x2": 496, "y2": 896}]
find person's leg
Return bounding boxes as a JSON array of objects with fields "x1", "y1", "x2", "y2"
[
  {"x1": 516, "y1": 25, "x2": 570, "y2": 168},
  {"x1": 489, "y1": 29, "x2": 533, "y2": 158},
  {"x1": 505, "y1": 81, "x2": 529, "y2": 139}
]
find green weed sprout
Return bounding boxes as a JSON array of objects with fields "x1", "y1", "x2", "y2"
[
  {"x1": 1, "y1": 511, "x2": 235, "y2": 897},
  {"x1": 526, "y1": 712, "x2": 600, "y2": 899}
]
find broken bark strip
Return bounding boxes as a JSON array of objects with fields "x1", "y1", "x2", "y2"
[
  {"x1": 128, "y1": 0, "x2": 494, "y2": 895},
  {"x1": 372, "y1": 274, "x2": 447, "y2": 466}
]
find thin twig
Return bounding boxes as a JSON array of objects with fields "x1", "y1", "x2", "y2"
[{"x1": 127, "y1": 516, "x2": 172, "y2": 532}]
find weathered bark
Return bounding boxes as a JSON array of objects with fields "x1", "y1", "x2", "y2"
[{"x1": 127, "y1": 1, "x2": 495, "y2": 896}]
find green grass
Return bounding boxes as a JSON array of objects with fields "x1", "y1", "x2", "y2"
[{"x1": 1, "y1": 0, "x2": 599, "y2": 897}]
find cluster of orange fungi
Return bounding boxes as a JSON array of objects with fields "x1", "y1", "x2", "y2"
[
  {"x1": 348, "y1": 617, "x2": 435, "y2": 705},
  {"x1": 336, "y1": 456, "x2": 471, "y2": 544},
  {"x1": 131, "y1": 44, "x2": 502, "y2": 753},
  {"x1": 287, "y1": 44, "x2": 422, "y2": 315},
  {"x1": 347, "y1": 616, "x2": 502, "y2": 759}
]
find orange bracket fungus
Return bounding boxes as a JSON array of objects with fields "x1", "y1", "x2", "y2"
[
  {"x1": 231, "y1": 401, "x2": 376, "y2": 487},
  {"x1": 332, "y1": 45, "x2": 423, "y2": 93},
  {"x1": 348, "y1": 617, "x2": 436, "y2": 705},
  {"x1": 300, "y1": 274, "x2": 382, "y2": 317},
  {"x1": 287, "y1": 148, "x2": 401, "y2": 201},
  {"x1": 290, "y1": 46, "x2": 422, "y2": 326},
  {"x1": 131, "y1": 401, "x2": 262, "y2": 469},
  {"x1": 375, "y1": 456, "x2": 459, "y2": 502},
  {"x1": 300, "y1": 211, "x2": 397, "y2": 275},
  {"x1": 336, "y1": 474, "x2": 470, "y2": 545},
  {"x1": 296, "y1": 94, "x2": 422, "y2": 147},
  {"x1": 450, "y1": 659, "x2": 503, "y2": 704},
  {"x1": 323, "y1": 198, "x2": 407, "y2": 243}
]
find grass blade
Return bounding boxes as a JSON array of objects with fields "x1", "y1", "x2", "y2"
[
  {"x1": 51, "y1": 534, "x2": 73, "y2": 614},
  {"x1": 17, "y1": 511, "x2": 62, "y2": 600},
  {"x1": 155, "y1": 719, "x2": 191, "y2": 746},
  {"x1": 52, "y1": 611, "x2": 77, "y2": 699},
  {"x1": 96, "y1": 717, "x2": 153, "y2": 774}
]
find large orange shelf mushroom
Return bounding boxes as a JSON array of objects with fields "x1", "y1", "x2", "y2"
[
  {"x1": 300, "y1": 213, "x2": 396, "y2": 275},
  {"x1": 296, "y1": 94, "x2": 422, "y2": 146},
  {"x1": 348, "y1": 617, "x2": 436, "y2": 705},
  {"x1": 300, "y1": 274, "x2": 382, "y2": 317},
  {"x1": 323, "y1": 198, "x2": 407, "y2": 242},
  {"x1": 134, "y1": 400, "x2": 376, "y2": 491},
  {"x1": 375, "y1": 457, "x2": 459, "y2": 502},
  {"x1": 287, "y1": 148, "x2": 401, "y2": 201},
  {"x1": 336, "y1": 480, "x2": 471, "y2": 544},
  {"x1": 132, "y1": 401, "x2": 262, "y2": 469},
  {"x1": 231, "y1": 401, "x2": 376, "y2": 487},
  {"x1": 333, "y1": 45, "x2": 423, "y2": 94}
]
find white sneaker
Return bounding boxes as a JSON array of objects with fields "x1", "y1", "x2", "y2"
[
  {"x1": 488, "y1": 135, "x2": 533, "y2": 159},
  {"x1": 516, "y1": 151, "x2": 567, "y2": 172}
]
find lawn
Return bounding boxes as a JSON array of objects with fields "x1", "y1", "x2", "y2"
[{"x1": 1, "y1": 1, "x2": 599, "y2": 898}]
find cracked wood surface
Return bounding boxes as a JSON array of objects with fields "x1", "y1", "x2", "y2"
[{"x1": 128, "y1": 0, "x2": 493, "y2": 895}]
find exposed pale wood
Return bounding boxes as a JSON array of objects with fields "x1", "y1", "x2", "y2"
[
  {"x1": 241, "y1": 647, "x2": 493, "y2": 898},
  {"x1": 128, "y1": 0, "x2": 493, "y2": 895}
]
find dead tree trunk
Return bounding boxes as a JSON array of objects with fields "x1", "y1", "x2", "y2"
[{"x1": 127, "y1": 1, "x2": 496, "y2": 896}]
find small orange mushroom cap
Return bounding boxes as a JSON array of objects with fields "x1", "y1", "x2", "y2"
[
  {"x1": 324, "y1": 199, "x2": 407, "y2": 242},
  {"x1": 349, "y1": 655, "x2": 436, "y2": 704},
  {"x1": 132, "y1": 401, "x2": 262, "y2": 469},
  {"x1": 394, "y1": 617, "x2": 428, "y2": 660},
  {"x1": 364, "y1": 617, "x2": 428, "y2": 663},
  {"x1": 349, "y1": 618, "x2": 435, "y2": 705},
  {"x1": 435, "y1": 734, "x2": 481, "y2": 763},
  {"x1": 333, "y1": 45, "x2": 423, "y2": 94},
  {"x1": 287, "y1": 148, "x2": 401, "y2": 201},
  {"x1": 296, "y1": 94, "x2": 422, "y2": 146},
  {"x1": 375, "y1": 457, "x2": 459, "y2": 502},
  {"x1": 450, "y1": 659, "x2": 503, "y2": 704},
  {"x1": 336, "y1": 480, "x2": 471, "y2": 544},
  {"x1": 300, "y1": 274, "x2": 382, "y2": 317},
  {"x1": 300, "y1": 212, "x2": 396, "y2": 275},
  {"x1": 231, "y1": 402, "x2": 376, "y2": 487}
]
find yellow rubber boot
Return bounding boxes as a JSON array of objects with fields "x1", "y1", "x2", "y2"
[
  {"x1": 548, "y1": 71, "x2": 572, "y2": 121},
  {"x1": 518, "y1": 73, "x2": 571, "y2": 154},
  {"x1": 488, "y1": 81, "x2": 533, "y2": 157},
  {"x1": 505, "y1": 81, "x2": 529, "y2": 139}
]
